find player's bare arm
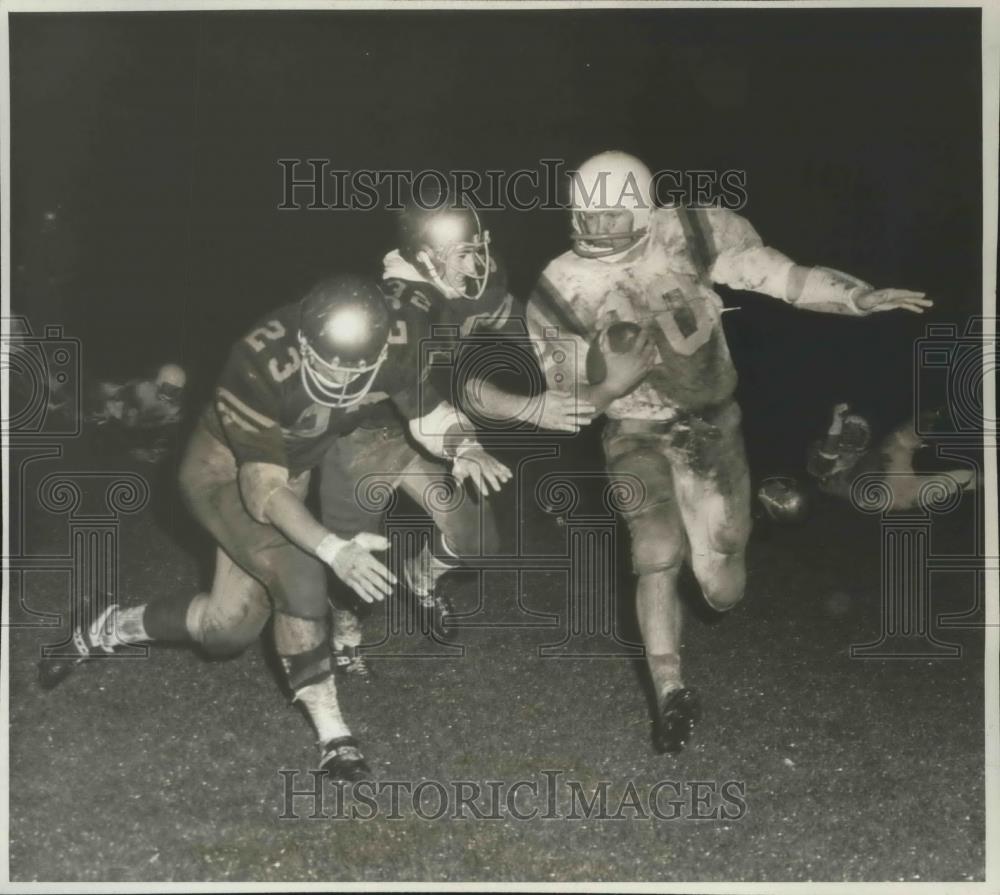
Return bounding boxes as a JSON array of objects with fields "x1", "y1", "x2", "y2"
[
  {"x1": 405, "y1": 400, "x2": 513, "y2": 497},
  {"x1": 259, "y1": 484, "x2": 394, "y2": 604},
  {"x1": 710, "y1": 222, "x2": 933, "y2": 316}
]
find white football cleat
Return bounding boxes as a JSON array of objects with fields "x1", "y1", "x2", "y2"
[{"x1": 38, "y1": 603, "x2": 120, "y2": 690}]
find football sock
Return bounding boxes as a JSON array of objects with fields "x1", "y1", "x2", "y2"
[
  {"x1": 648, "y1": 652, "x2": 684, "y2": 698},
  {"x1": 294, "y1": 676, "x2": 351, "y2": 744},
  {"x1": 111, "y1": 604, "x2": 151, "y2": 645},
  {"x1": 276, "y1": 614, "x2": 351, "y2": 744},
  {"x1": 142, "y1": 592, "x2": 200, "y2": 642}
]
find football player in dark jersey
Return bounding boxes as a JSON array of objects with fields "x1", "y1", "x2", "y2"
[
  {"x1": 45, "y1": 274, "x2": 510, "y2": 779},
  {"x1": 321, "y1": 201, "x2": 595, "y2": 669}
]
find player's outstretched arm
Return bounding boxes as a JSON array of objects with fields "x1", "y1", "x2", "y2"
[
  {"x1": 406, "y1": 401, "x2": 513, "y2": 497},
  {"x1": 851, "y1": 286, "x2": 932, "y2": 314},
  {"x1": 782, "y1": 264, "x2": 932, "y2": 316},
  {"x1": 260, "y1": 484, "x2": 396, "y2": 604},
  {"x1": 701, "y1": 209, "x2": 932, "y2": 316},
  {"x1": 463, "y1": 377, "x2": 596, "y2": 433}
]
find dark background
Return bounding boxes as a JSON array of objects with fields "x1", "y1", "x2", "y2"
[
  {"x1": 5, "y1": 13, "x2": 988, "y2": 883},
  {"x1": 9, "y1": 8, "x2": 983, "y2": 473}
]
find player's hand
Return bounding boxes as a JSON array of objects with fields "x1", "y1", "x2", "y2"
[
  {"x1": 452, "y1": 449, "x2": 513, "y2": 497},
  {"x1": 600, "y1": 328, "x2": 658, "y2": 397},
  {"x1": 325, "y1": 532, "x2": 396, "y2": 604},
  {"x1": 829, "y1": 402, "x2": 851, "y2": 428},
  {"x1": 854, "y1": 288, "x2": 932, "y2": 314},
  {"x1": 539, "y1": 390, "x2": 596, "y2": 433}
]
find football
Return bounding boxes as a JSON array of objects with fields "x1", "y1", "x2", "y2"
[{"x1": 586, "y1": 321, "x2": 644, "y2": 385}]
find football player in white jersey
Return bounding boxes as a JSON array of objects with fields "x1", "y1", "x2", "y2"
[{"x1": 527, "y1": 150, "x2": 931, "y2": 753}]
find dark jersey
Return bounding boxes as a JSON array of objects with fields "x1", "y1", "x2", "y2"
[
  {"x1": 382, "y1": 249, "x2": 513, "y2": 331},
  {"x1": 201, "y1": 291, "x2": 446, "y2": 477},
  {"x1": 363, "y1": 251, "x2": 516, "y2": 423}
]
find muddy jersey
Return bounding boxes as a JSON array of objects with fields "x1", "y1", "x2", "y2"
[
  {"x1": 528, "y1": 207, "x2": 798, "y2": 419},
  {"x1": 201, "y1": 292, "x2": 445, "y2": 477}
]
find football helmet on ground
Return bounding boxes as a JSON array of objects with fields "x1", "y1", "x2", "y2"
[{"x1": 757, "y1": 475, "x2": 808, "y2": 523}]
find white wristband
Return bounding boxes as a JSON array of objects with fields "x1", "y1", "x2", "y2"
[
  {"x1": 316, "y1": 532, "x2": 349, "y2": 566},
  {"x1": 453, "y1": 438, "x2": 479, "y2": 459}
]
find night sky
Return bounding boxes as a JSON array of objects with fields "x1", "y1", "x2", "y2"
[{"x1": 8, "y1": 7, "x2": 984, "y2": 472}]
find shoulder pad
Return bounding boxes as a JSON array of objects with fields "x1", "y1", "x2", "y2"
[{"x1": 381, "y1": 276, "x2": 441, "y2": 315}]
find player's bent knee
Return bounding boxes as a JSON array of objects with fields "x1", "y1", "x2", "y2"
[
  {"x1": 697, "y1": 555, "x2": 746, "y2": 612},
  {"x1": 258, "y1": 552, "x2": 328, "y2": 621},
  {"x1": 434, "y1": 501, "x2": 501, "y2": 559},
  {"x1": 187, "y1": 592, "x2": 270, "y2": 657},
  {"x1": 633, "y1": 555, "x2": 685, "y2": 576},
  {"x1": 628, "y1": 505, "x2": 685, "y2": 576},
  {"x1": 442, "y1": 517, "x2": 500, "y2": 560},
  {"x1": 271, "y1": 593, "x2": 331, "y2": 622}
]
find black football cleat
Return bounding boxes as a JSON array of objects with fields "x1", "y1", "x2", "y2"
[
  {"x1": 38, "y1": 603, "x2": 119, "y2": 690},
  {"x1": 652, "y1": 687, "x2": 701, "y2": 754},
  {"x1": 319, "y1": 736, "x2": 372, "y2": 782}
]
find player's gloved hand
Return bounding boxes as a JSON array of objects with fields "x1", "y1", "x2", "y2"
[
  {"x1": 317, "y1": 532, "x2": 396, "y2": 604},
  {"x1": 599, "y1": 328, "x2": 658, "y2": 397},
  {"x1": 452, "y1": 448, "x2": 513, "y2": 497},
  {"x1": 853, "y1": 288, "x2": 932, "y2": 314},
  {"x1": 539, "y1": 390, "x2": 596, "y2": 433}
]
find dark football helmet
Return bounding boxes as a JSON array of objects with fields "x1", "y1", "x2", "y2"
[
  {"x1": 297, "y1": 275, "x2": 391, "y2": 408},
  {"x1": 397, "y1": 202, "x2": 491, "y2": 301}
]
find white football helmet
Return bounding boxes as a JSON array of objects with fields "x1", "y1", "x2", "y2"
[{"x1": 569, "y1": 150, "x2": 655, "y2": 258}]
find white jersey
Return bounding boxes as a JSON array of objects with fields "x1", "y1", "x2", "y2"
[{"x1": 528, "y1": 206, "x2": 800, "y2": 419}]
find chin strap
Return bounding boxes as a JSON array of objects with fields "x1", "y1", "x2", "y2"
[{"x1": 415, "y1": 235, "x2": 491, "y2": 301}]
